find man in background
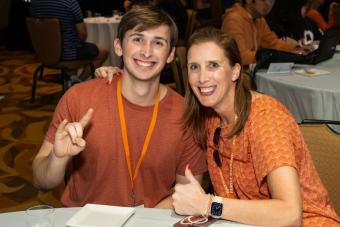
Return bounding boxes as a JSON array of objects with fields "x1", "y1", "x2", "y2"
[
  {"x1": 221, "y1": 0, "x2": 303, "y2": 66},
  {"x1": 30, "y1": 0, "x2": 108, "y2": 80}
]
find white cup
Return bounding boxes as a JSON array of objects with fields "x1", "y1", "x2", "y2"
[{"x1": 25, "y1": 205, "x2": 55, "y2": 227}]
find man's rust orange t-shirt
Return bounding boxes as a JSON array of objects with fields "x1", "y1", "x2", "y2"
[
  {"x1": 206, "y1": 95, "x2": 340, "y2": 226},
  {"x1": 45, "y1": 77, "x2": 207, "y2": 207}
]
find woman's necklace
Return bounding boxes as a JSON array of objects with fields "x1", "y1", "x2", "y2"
[{"x1": 214, "y1": 116, "x2": 238, "y2": 199}]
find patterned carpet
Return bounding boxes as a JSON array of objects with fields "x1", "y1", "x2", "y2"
[{"x1": 0, "y1": 50, "x2": 64, "y2": 213}]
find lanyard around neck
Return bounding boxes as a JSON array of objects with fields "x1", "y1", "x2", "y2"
[{"x1": 116, "y1": 77, "x2": 160, "y2": 186}]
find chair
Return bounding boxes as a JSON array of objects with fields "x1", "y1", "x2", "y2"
[
  {"x1": 210, "y1": 0, "x2": 223, "y2": 27},
  {"x1": 334, "y1": 6, "x2": 340, "y2": 27},
  {"x1": 333, "y1": 6, "x2": 340, "y2": 43},
  {"x1": 26, "y1": 17, "x2": 94, "y2": 103},
  {"x1": 299, "y1": 119, "x2": 340, "y2": 215},
  {"x1": 184, "y1": 9, "x2": 198, "y2": 44},
  {"x1": 170, "y1": 46, "x2": 187, "y2": 96},
  {"x1": 191, "y1": 0, "x2": 222, "y2": 28}
]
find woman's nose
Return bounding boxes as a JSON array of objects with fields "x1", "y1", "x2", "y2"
[{"x1": 198, "y1": 69, "x2": 209, "y2": 83}]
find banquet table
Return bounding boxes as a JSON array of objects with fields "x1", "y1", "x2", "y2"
[
  {"x1": 85, "y1": 16, "x2": 122, "y2": 66},
  {"x1": 255, "y1": 52, "x2": 340, "y2": 132},
  {"x1": 0, "y1": 207, "x2": 256, "y2": 227}
]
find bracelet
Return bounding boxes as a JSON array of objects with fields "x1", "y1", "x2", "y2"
[{"x1": 203, "y1": 194, "x2": 212, "y2": 217}]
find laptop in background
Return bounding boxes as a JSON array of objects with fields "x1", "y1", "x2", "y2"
[
  {"x1": 311, "y1": 26, "x2": 340, "y2": 64},
  {"x1": 255, "y1": 26, "x2": 340, "y2": 66}
]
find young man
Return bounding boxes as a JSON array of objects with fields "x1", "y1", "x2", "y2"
[
  {"x1": 32, "y1": 5, "x2": 207, "y2": 208},
  {"x1": 221, "y1": 0, "x2": 302, "y2": 66}
]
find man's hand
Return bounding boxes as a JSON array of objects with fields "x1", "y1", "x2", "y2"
[
  {"x1": 54, "y1": 108, "x2": 93, "y2": 158},
  {"x1": 172, "y1": 166, "x2": 210, "y2": 216},
  {"x1": 94, "y1": 66, "x2": 122, "y2": 84}
]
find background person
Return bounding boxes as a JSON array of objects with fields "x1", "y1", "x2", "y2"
[
  {"x1": 303, "y1": 0, "x2": 337, "y2": 31},
  {"x1": 221, "y1": 0, "x2": 306, "y2": 66},
  {"x1": 265, "y1": 0, "x2": 309, "y2": 40},
  {"x1": 172, "y1": 27, "x2": 340, "y2": 226},
  {"x1": 30, "y1": 0, "x2": 108, "y2": 80}
]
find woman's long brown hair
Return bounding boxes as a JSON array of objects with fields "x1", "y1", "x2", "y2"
[{"x1": 182, "y1": 27, "x2": 252, "y2": 150}]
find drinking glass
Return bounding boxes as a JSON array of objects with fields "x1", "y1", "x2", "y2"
[{"x1": 25, "y1": 205, "x2": 55, "y2": 227}]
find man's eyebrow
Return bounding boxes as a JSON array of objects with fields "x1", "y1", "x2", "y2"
[
  {"x1": 128, "y1": 33, "x2": 168, "y2": 42},
  {"x1": 154, "y1": 36, "x2": 168, "y2": 42},
  {"x1": 128, "y1": 32, "x2": 143, "y2": 38}
]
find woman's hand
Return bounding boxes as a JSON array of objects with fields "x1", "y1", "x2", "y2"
[
  {"x1": 94, "y1": 66, "x2": 122, "y2": 84},
  {"x1": 172, "y1": 166, "x2": 211, "y2": 216}
]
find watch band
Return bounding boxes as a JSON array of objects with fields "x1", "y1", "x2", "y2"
[{"x1": 210, "y1": 196, "x2": 223, "y2": 218}]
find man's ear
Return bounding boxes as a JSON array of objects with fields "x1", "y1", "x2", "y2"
[
  {"x1": 166, "y1": 47, "x2": 176, "y2": 64},
  {"x1": 114, "y1": 38, "x2": 123, "y2": 56}
]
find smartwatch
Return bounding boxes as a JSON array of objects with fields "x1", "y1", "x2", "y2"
[{"x1": 210, "y1": 196, "x2": 223, "y2": 218}]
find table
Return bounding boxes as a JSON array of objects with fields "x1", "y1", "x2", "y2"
[
  {"x1": 85, "y1": 16, "x2": 122, "y2": 66},
  {"x1": 0, "y1": 207, "x2": 255, "y2": 227},
  {"x1": 255, "y1": 53, "x2": 340, "y2": 132}
]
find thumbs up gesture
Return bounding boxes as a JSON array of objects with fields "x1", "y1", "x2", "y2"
[
  {"x1": 172, "y1": 165, "x2": 210, "y2": 216},
  {"x1": 54, "y1": 108, "x2": 94, "y2": 158}
]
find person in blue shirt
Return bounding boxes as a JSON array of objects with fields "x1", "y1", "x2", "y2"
[{"x1": 30, "y1": 0, "x2": 108, "y2": 80}]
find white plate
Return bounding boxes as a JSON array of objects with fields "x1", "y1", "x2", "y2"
[
  {"x1": 66, "y1": 204, "x2": 135, "y2": 227},
  {"x1": 294, "y1": 69, "x2": 330, "y2": 77}
]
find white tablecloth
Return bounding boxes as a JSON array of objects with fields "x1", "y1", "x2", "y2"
[
  {"x1": 85, "y1": 17, "x2": 122, "y2": 66},
  {"x1": 255, "y1": 53, "x2": 340, "y2": 131},
  {"x1": 0, "y1": 207, "x2": 256, "y2": 227}
]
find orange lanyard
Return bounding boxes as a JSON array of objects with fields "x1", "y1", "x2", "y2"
[{"x1": 116, "y1": 77, "x2": 160, "y2": 186}]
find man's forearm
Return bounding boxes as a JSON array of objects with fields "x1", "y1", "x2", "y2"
[{"x1": 32, "y1": 146, "x2": 71, "y2": 190}]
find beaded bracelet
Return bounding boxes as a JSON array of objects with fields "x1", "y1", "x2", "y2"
[{"x1": 203, "y1": 194, "x2": 213, "y2": 217}]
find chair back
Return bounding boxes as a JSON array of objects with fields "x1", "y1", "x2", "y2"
[
  {"x1": 26, "y1": 17, "x2": 61, "y2": 65},
  {"x1": 299, "y1": 120, "x2": 340, "y2": 215},
  {"x1": 333, "y1": 6, "x2": 340, "y2": 43},
  {"x1": 334, "y1": 6, "x2": 340, "y2": 27},
  {"x1": 210, "y1": 0, "x2": 223, "y2": 27},
  {"x1": 170, "y1": 46, "x2": 187, "y2": 96},
  {"x1": 185, "y1": 9, "x2": 197, "y2": 44}
]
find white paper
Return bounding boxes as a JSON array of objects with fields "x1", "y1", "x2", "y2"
[
  {"x1": 66, "y1": 204, "x2": 135, "y2": 227},
  {"x1": 267, "y1": 62, "x2": 294, "y2": 74}
]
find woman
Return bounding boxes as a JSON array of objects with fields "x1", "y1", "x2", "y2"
[
  {"x1": 171, "y1": 27, "x2": 340, "y2": 226},
  {"x1": 94, "y1": 27, "x2": 340, "y2": 226},
  {"x1": 303, "y1": 0, "x2": 337, "y2": 31}
]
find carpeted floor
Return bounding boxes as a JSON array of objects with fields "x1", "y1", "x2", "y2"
[{"x1": 0, "y1": 50, "x2": 64, "y2": 213}]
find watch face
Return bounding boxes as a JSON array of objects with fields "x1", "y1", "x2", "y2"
[{"x1": 211, "y1": 201, "x2": 223, "y2": 217}]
